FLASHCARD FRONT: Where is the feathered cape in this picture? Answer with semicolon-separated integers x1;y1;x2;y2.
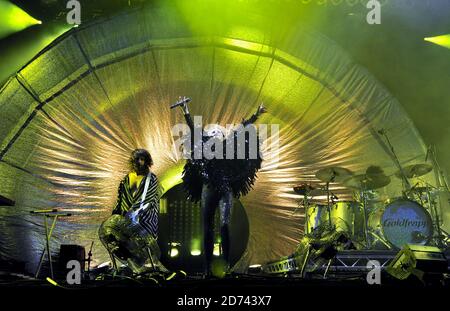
182;130;262;201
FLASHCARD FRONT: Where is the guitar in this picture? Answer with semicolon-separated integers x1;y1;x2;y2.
126;202;150;226
125;173;152;227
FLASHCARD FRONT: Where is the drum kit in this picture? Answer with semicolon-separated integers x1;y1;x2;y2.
294;161;448;250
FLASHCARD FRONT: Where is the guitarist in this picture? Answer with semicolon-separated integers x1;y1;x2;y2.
112;148;159;238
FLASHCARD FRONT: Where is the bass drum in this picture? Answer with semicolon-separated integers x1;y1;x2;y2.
369;198;433;249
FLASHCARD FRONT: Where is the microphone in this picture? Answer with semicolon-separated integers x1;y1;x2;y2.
170;97;191;109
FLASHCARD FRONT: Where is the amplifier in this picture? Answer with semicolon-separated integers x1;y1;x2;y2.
57;244;86;279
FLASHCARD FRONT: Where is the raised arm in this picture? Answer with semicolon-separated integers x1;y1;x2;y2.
173;97;195;131
242;103;267;126
173;97;197;158
182;105;195;132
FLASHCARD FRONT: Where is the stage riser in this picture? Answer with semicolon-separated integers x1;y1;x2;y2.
262;251;450;275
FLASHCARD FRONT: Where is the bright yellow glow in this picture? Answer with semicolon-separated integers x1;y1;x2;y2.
424;34;450;50
213;243;221;256
223;38;265;52
249;264;262;268
166;272;177;280
211;258;227;278
190;249;201;256
190;238;201;256
160;198;168;214
46;277;58;286
170;248;179;257
159;163;185;196
0;0;42;38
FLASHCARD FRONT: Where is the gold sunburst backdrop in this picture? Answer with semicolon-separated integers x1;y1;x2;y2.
0;2;432;269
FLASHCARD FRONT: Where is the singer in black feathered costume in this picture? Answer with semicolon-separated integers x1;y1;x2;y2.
174;98;266;276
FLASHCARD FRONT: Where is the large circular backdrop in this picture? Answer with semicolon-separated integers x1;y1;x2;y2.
0;2;433;272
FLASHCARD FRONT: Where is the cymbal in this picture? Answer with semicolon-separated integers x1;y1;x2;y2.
344;174;391;190
395;164;433;179
293;184;314;195
315;167;353;183
310;188;328;197
293;184;327;197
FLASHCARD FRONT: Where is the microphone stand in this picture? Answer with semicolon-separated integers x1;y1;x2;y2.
326;173;337;229
379;129;411;194
87;241;94;272
429;145;448;248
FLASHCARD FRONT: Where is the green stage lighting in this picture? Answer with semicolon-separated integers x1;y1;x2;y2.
424;34;450;50
191;239;201;256
213;243;221;256
0;0;42;39
169;242;180;257
190;249;201;256
170;248;179;257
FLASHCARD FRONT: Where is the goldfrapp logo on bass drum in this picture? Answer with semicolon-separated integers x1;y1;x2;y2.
383;218;427;229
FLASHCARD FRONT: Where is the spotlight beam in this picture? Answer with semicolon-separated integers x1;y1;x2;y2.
0;0;42;39
424;34;450;50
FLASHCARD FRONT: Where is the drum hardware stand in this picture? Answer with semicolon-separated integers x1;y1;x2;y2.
429;145;450;192
364;189;396;249
422;183;444;248
326;173;338;229
303;190;311;234
359;183;370;249
440;229;450;248
292;184;314;234
299;247;311;278
368;230;392;249
298;244;331;279
329;192;339;228
429;145;448;249
358;183;393;249
145;247;156;270
323;258;333;279
326;181;332;228
378;129;411;193
86;241;94;272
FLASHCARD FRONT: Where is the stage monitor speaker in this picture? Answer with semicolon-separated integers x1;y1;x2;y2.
386;244;448;282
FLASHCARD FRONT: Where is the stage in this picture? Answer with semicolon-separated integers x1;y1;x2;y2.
1;0;450;299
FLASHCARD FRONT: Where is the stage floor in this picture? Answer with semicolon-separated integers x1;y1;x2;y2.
1;270;448;309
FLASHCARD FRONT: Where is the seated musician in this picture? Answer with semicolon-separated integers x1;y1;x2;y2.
112;148;159;237
99;149;164;274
